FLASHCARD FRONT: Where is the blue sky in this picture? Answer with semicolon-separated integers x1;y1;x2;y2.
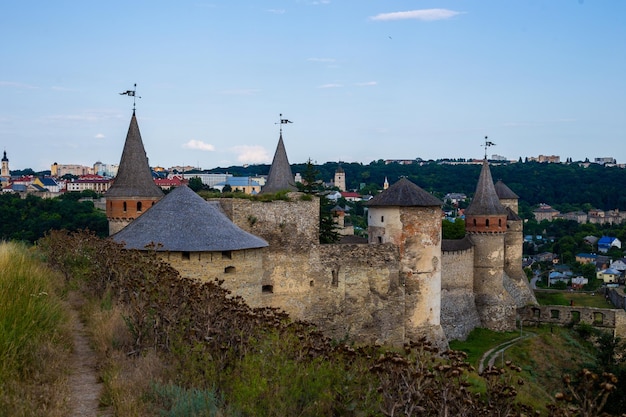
1;1;624;171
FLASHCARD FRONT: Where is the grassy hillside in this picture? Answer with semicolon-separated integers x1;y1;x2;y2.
0;242;71;417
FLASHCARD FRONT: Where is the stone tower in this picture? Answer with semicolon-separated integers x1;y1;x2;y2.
334;165;346;191
1;151;9;178
106;111;164;235
261;132;297;194
465;161;516;331
367;178;447;347
495;180;537;307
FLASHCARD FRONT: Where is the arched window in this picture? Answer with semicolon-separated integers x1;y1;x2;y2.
473;219;477;227
498;218;502;227
137;201;142;212
123;201;127;212
485;218;490;228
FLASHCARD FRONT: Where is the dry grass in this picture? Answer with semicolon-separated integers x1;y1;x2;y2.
82;299;169;417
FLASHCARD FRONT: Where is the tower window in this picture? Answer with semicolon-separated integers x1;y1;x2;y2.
222;251;232;259
473;219;477;227
182;251;190;260
485;218;490;228
377;236;383;244
262;285;273;293
498;218;502;227
123;201;127;212
331;269;339;287
381;215;384;222
137;202;142;212
225;266;236;274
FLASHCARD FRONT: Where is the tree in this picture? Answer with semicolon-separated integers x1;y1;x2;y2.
300;158;321;194
188;177;204;192
319;196;340;244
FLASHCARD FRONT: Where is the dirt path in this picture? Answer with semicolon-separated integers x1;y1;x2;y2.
67;297;113;416
478;331;537;373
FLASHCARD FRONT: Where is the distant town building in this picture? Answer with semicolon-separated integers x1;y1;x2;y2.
528;155;560;163
598;236;621;253
533;204;560;221
93;161;118;177
66;174;113;193
334;165;346;192
51;163;93;177
594;157;616;165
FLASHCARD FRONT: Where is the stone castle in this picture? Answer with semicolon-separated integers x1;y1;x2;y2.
108;112;537;347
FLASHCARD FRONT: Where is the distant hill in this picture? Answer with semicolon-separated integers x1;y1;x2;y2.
207;161;626;211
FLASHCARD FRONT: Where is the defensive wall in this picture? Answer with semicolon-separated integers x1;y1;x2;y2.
214;193;319;252
441;238;481;341
606;286;626;310
519;304;626;337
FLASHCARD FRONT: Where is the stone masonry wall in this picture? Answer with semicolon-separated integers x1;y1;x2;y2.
520;304;626;337
441;247;481;341
214;193;319;252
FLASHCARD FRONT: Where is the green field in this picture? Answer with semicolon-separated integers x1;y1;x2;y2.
534;290;615;309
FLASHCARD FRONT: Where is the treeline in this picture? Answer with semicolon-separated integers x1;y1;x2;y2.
0;192;108;243
207;161;626;211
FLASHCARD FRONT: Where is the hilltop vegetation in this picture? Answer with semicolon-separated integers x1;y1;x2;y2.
207;160;626;211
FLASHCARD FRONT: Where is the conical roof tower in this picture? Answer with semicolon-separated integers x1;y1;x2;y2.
261;132;297;194
465;160;507;233
106;111;164;235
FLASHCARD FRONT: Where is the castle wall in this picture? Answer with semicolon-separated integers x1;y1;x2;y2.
214;194;319;251
441;246;481;341
161;241;408;346
519;304;626;338
469;233;516;331
160;248;266;302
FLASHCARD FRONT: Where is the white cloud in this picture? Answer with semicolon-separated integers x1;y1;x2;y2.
183;140;215;151
317;83;343;89
356;81;377;86
0;81;37;89
370;9;464;22
307;57;335;63
219;89;261;96
95;133;105;139
232;145;270;164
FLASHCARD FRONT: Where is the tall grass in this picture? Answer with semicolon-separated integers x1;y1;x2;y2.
0;241;69;416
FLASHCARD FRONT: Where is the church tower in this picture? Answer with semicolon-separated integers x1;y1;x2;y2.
334;165;346;191
261;132;297;194
367;178;447;347
1;151;9;178
106;111;164;235
465;161;516;331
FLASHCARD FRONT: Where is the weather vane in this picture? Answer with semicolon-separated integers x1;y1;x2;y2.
482;136;495;159
119;83;141;111
276;113;293;134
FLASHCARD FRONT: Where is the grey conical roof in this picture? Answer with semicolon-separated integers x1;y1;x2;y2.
111;185;268;252
465;160;507;216
106;112;164;198
261;133;297;194
367;177;442;207
494;180;519;200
